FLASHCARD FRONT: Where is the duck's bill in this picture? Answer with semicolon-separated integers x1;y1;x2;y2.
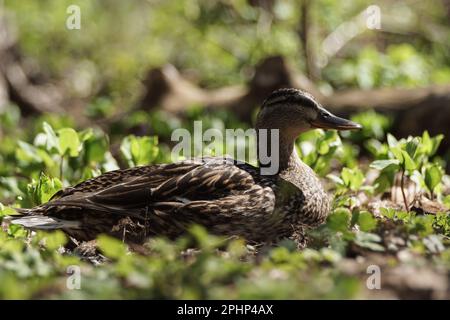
310;109;362;131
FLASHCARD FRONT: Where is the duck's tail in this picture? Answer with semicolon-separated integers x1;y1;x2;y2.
6;208;81;230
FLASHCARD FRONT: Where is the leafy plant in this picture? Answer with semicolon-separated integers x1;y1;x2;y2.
27;173;63;206
370;132;445;211
297;129;342;176
120;135;160;167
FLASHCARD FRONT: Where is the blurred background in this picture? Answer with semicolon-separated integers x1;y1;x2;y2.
0;0;449;176
1;0;450;300
1;0;449;130
1;0;450;190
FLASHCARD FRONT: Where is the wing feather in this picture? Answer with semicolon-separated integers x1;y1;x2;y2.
43;159;269;221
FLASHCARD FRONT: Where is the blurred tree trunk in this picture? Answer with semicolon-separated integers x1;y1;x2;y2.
299;0;320;81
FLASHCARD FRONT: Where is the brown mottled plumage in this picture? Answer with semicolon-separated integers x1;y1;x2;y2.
10;88;361;246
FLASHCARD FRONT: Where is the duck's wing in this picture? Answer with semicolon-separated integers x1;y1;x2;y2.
44;158;274;219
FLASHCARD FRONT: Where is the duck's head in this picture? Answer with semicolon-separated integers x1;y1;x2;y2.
256;88;361;139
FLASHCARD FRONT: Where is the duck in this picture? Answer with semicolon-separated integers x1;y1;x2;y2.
9;88;361;247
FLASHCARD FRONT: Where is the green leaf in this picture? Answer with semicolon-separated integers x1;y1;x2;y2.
0;203;18;217
354;232;385;252
387;133;398;147
421;131;432;154
341;168;351;187
409;215;434;236
97;235;128;259
43;122;59;153
341;167;364;191
425;164;442;193
370;159;400;170
38;230;68;251
405;137;419;158
16;141;43;164
57;128;81;157
327;174;344;185
29;173;63;205
418;132;443;157
318;141;330;155
327;208;352;232
357;211;378;232
443;195;450;208
365;139;388;158
401;150;416;171
430;134;444;156
188;225;224;250
390;146;404;163
78;128;94;142
350;110;391;140
120;135;159;167
380;207;396;219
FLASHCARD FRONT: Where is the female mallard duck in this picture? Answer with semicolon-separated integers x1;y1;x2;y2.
10;88;361;246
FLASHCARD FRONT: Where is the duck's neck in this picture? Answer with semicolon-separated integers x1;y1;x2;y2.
256;128;301;175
